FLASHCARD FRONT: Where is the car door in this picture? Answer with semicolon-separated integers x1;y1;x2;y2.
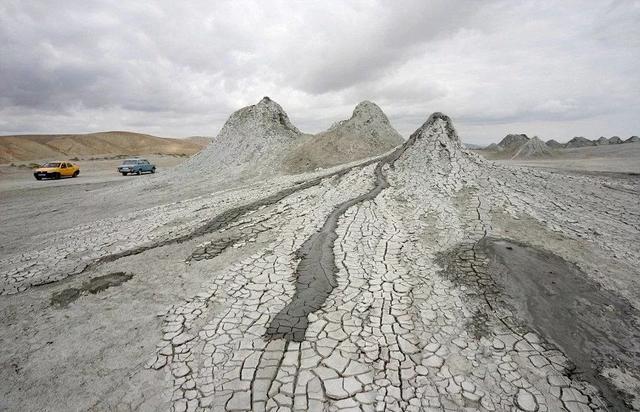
142;160;150;172
60;163;69;176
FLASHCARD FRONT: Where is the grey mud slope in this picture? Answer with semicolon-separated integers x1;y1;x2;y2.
149;113;639;411
1;113;639;412
265;115;429;341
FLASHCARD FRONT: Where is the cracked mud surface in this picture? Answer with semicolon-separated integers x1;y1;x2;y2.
1;114;639;411
477;238;640;411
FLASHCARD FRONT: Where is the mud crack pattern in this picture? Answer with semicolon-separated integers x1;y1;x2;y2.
3;115;639;411
148;116;639;411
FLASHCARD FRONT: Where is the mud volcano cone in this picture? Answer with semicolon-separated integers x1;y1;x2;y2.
181;96;303;178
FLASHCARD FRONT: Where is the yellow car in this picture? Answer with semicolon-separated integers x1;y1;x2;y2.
33;161;80;180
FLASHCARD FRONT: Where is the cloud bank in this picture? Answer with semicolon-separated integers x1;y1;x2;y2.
1;0;638;143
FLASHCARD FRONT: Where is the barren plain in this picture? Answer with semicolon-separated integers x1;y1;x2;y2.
0;102;639;412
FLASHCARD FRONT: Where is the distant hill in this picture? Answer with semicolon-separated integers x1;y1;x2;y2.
480;134;636;155
482;134;553;159
498;134;530;151
511;136;552;158
0;131;207;163
184;136;213;146
565;136;596;148
546;139;564;148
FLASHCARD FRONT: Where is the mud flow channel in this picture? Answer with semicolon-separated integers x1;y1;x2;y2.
264;114;436;341
479;238;640;411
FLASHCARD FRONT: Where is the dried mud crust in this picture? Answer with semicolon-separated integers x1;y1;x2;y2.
147;115;639;411
438;238;640;410
2;114;639;411
0;156;381;295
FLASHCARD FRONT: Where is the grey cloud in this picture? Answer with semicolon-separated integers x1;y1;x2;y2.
0;0;638;143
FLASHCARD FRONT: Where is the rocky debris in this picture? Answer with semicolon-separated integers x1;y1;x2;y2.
596;136;609;145
284;101;403;173
625;135;640;143
609;136;624;144
511;136;553;159
545;139;564;148
565;136;596;148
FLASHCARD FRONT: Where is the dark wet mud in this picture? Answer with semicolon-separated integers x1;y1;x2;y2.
479;238;640;411
51;272;133;307
265;113;450;341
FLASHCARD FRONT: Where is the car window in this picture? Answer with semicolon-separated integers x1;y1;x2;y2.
61;163;67;168
123;160;136;165
142;160;149;164
44;162;61;168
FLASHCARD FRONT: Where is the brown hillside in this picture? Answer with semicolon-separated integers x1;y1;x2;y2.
0;131;207;163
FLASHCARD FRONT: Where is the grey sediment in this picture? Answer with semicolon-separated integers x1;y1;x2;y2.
31;156;383;291
51;271;133;307
478;238;640;411
265;113;450;341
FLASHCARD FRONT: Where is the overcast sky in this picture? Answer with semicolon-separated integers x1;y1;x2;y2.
1;1;638;144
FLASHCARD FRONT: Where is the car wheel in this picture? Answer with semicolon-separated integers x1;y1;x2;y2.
72;170;79;177
136;170;141;175
35;176;42;181
54;172;61;180
121;172;128;176
151;167;156;174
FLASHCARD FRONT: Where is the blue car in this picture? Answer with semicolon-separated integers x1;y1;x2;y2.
117;158;156;176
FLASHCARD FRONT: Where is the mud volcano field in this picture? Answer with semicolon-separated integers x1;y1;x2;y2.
1;99;639;411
